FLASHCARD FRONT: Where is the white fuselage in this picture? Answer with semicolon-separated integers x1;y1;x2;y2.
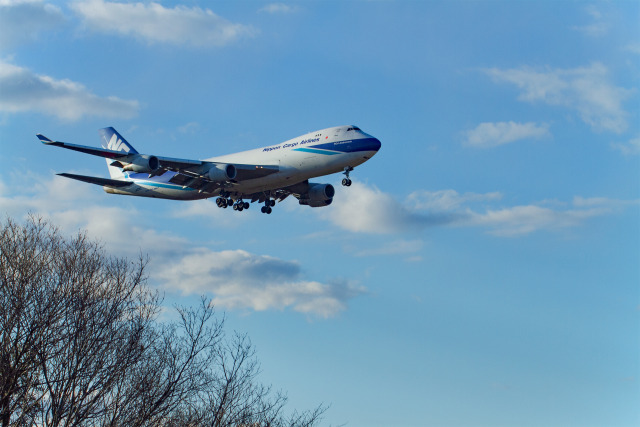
111;125;381;200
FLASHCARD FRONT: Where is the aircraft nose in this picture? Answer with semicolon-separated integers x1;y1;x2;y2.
369;137;381;152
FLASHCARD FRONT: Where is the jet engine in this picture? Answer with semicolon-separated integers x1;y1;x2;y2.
298;183;335;207
122;154;160;173
207;163;237;182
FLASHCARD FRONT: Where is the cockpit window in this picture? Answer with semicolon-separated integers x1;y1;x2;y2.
347;127;361;132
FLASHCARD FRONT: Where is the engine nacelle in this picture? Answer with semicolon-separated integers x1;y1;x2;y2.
207;164;237;182
122;154;160;173
298;183;335;208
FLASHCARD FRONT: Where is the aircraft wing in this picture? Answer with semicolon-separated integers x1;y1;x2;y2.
166;164;280;193
38;134;204;168
38;135;128;159
38;134;280;191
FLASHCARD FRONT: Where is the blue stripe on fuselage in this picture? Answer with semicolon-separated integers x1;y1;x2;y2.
124;171;196;191
292;147;340;155
135;180;195;191
304;137;381;155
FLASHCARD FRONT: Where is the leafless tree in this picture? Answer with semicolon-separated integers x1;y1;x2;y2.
0;216;325;427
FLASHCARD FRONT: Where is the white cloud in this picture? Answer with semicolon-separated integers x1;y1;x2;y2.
259;3;297;14
571;22;608;37
0;0;65;50
355;239;424;257
178;122;200;134
0;60;139;120
0;172;187;257
585;5;602;20
484;63;632;133
407;189;502;211
571;5;608;37
323;183;636;237
416;191;639;236
71;0;256;47
572;196;638;209
624;43;640;55
0;172;364;318
408;189;636;237
465;204;602;237
322;182;457;234
156;249;365;318
464;122;550;148
611;135;640;156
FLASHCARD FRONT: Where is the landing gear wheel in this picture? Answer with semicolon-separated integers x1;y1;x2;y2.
243;202;249;210
262;198;275;214
342;166;354;186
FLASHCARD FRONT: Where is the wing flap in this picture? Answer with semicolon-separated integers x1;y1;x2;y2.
233;164;280;180
167;173;191;186
165;162;280;181
154;156;204;171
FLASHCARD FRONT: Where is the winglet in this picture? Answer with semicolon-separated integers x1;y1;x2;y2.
37;134;54;144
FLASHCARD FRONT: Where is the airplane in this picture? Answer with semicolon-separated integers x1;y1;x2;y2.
38;125;381;214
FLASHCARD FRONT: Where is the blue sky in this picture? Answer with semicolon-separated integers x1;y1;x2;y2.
1;1;639;426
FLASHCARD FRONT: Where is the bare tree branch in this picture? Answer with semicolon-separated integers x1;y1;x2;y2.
0;216;326;427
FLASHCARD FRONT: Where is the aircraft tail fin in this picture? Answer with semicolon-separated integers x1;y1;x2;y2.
98;127;138;179
98;127;138;153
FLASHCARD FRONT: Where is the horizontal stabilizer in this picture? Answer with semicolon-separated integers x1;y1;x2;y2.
58;173;131;188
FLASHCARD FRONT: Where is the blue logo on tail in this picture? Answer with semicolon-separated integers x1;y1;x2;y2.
98;127;138;154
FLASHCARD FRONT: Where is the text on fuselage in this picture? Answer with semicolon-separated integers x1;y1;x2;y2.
262;137;321;152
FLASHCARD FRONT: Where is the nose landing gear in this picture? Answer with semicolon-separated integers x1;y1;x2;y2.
342;166;353;186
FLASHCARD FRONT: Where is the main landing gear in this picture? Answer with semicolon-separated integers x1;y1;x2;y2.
260;199;275;214
216;197;247;210
232;201;250;211
215;192;275;214
215;197;233;208
342;166;354;187
215;192;249;212
215;190;233;209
